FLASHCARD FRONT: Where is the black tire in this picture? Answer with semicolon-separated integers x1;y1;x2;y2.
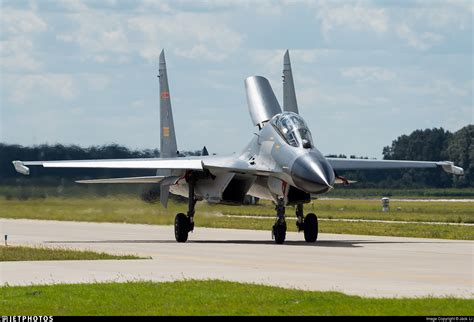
304;213;318;242
175;213;189;243
273;223;286;244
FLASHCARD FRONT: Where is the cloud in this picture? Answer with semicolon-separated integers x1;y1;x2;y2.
136;0;282;15
80;73;111;91
396;23;444;50
407;6;472;30
0;38;42;71
57;11;131;63
130;99;146;109
0;8;47;71
52;0;89;12
53;3;245;63
6;74;77;104
398;78;470;98
1;8;47;34
315;4;388;36
128;12;244;62
340;67;396;82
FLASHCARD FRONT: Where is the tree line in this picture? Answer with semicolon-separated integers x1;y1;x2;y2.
0;125;472;188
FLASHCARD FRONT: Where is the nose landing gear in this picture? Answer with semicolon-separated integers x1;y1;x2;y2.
296;203;318;243
303;213;318;242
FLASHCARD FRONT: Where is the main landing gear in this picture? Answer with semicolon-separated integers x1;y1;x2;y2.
272;198;287;244
273;201;318;244
174;174;196;243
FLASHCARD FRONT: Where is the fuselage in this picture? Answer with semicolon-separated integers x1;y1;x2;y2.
242;111;335;196
169;111;335;206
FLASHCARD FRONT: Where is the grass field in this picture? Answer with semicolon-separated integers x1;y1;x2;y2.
1;197;473;240
3;184;474;199
0;245;144;261
1;280;472;316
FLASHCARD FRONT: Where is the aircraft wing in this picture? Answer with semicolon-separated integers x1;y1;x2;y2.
13;158;203;175
326;158;464;175
12;155;276;177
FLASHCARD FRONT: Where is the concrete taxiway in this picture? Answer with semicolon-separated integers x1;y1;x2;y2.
0;218;472;298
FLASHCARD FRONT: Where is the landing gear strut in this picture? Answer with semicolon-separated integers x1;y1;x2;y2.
295;203;318;243
272;198;287;244
174;174;196;243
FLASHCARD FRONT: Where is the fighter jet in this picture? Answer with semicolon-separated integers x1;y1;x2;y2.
13;49;464;244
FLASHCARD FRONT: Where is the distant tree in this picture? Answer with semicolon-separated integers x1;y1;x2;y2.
382;127;454;187
446;125;473;187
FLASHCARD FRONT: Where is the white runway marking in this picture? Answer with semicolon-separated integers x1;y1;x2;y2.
220;215;474;226
1;218;472;298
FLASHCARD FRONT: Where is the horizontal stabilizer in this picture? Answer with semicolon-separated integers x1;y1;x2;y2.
76;176;165;184
160;175;182;186
334;178;357;184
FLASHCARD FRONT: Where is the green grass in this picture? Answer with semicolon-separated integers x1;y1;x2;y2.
0;245;144;261
0;280;472;316
325;187;474;198
3;184;473;199
1;197;473;240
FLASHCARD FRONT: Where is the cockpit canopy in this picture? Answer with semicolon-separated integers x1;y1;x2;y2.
270;112;314;148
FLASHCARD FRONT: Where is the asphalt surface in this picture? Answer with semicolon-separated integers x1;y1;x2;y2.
1;218;472;298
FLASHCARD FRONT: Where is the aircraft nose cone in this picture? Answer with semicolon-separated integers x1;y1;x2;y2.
291;153;335;193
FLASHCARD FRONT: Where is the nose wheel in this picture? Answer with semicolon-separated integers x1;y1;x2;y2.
303;213;318;242
296;204;318;243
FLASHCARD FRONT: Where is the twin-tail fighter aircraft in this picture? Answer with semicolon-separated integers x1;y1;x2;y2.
13;50;464;244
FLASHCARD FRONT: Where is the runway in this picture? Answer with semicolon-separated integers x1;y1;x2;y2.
1;218;472;298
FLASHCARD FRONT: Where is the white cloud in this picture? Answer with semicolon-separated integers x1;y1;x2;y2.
174;45;227;62
0;8;47;71
0;38;42;71
1;8;47;34
341;67;396;82
6;74;77;104
396;23;444;50
80;73;110;91
128;12;244;62
57;12;131;62
398;78;470;98
53;4;244;63
315;4;388;36
408;7;472;30
136;0;282;15
52;0;89;12
131;99;145;109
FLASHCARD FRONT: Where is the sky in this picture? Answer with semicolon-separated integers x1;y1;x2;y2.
1;0;473;159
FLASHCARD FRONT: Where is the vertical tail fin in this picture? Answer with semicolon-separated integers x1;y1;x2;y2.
159;49;178;158
158;49;178;208
283;50;299;114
